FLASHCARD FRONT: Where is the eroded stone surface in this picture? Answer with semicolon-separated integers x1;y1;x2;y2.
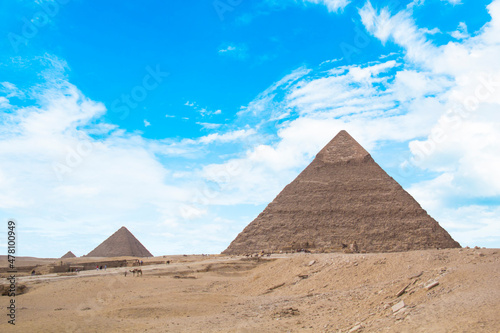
223;130;460;255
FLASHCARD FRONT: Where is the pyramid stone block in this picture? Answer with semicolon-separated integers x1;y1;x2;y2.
87;226;153;257
223;130;460;254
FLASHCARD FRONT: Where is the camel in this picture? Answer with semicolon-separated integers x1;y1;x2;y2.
129;268;143;277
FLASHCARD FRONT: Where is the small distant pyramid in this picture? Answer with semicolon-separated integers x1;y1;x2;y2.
223;130;460;254
61;251;76;259
87;226;153;257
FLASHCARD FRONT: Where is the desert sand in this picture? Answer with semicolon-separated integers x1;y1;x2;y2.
1;248;499;332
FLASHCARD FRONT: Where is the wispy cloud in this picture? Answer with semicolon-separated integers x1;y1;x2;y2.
1;82;24;98
198;129;256;145
185;100;222;117
218;45;237;53
217;43;249;60
302;0;350;13
450;22;470;39
196;122;222;130
407;0;425;8
442;0;462;5
421;27;441;35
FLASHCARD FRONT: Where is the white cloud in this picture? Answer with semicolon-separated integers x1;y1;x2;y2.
445;206;500;248
0;97;11;109
284;60;402;120
407;0;425;8
144;119;151;127
217;43;248;60
319;58;343;66
451;22;469;39
218;45;237;53
408;177;500;248
198;129;256;145
184;100;223;117
442;0;462;5
348;59;397;81
237;66;311;121
1;82;24;98
379;52;399;59
359;2;437;66
421;27;441;35
393;69;453;102
303;0;350;12
196;122;221;130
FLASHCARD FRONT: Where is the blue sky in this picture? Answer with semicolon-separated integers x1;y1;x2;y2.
1;0;499;257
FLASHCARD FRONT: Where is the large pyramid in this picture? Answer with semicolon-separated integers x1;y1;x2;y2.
87;226;153;257
223;130;460;254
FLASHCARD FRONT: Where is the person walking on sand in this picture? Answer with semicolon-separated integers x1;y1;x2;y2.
104;265;107;271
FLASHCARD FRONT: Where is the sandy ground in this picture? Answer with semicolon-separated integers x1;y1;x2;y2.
1;248;499;332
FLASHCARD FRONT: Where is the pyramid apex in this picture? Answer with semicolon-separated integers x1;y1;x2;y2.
61;251;76;259
316;130;370;164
